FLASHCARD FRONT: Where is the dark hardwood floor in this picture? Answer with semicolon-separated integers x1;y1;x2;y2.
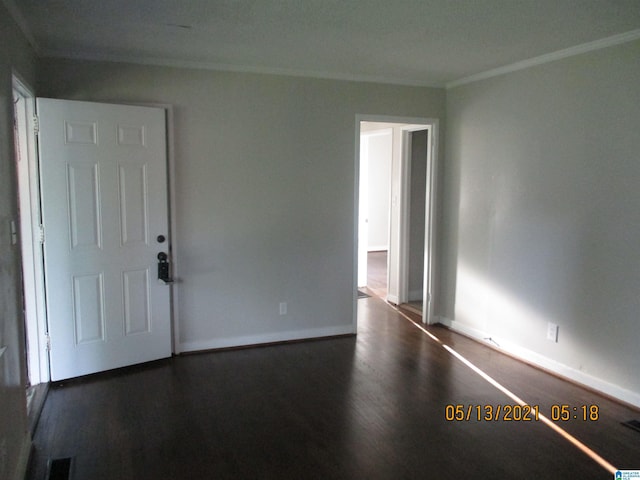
366;250;422;315
364;250;387;298
26;296;639;479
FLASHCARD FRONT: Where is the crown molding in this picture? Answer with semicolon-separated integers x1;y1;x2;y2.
41;49;444;89
447;28;640;90
2;0;40;54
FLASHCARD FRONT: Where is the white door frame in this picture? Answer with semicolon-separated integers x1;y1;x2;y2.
353;115;439;327
399;125;436;324
357;133;369;288
12;72;50;384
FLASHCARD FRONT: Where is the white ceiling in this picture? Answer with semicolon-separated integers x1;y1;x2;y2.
8;0;640;87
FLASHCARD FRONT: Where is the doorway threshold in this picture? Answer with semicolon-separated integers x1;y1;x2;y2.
400;301;423;316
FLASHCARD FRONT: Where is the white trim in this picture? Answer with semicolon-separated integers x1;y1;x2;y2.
423;121;439;325
179;325;355;353
447;28;640;89
12;434;32;480
34;28;640;90
397;123;439;324
437;317;490;342
13;73;50;385
398;124;432;309
41;49;441;88
353;120;362;327
386;294;400;305
354;115;439;327
367;245;388;252
357;115;435;126
398;130;411;306
439;317;640;408
1;0;40;52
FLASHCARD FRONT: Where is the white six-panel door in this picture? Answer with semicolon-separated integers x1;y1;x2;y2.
38;98;172;381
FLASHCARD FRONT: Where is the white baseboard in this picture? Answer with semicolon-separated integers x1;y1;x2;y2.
438;317;487;340
437;317;640;409
386;294;399;305
367;246;388;252
180;324;355;353
13;433;31;480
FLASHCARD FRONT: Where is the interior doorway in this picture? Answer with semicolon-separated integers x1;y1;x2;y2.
355;116;438;325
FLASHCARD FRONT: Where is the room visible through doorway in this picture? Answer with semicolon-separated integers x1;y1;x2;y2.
356;116;438;325
358;124;392;300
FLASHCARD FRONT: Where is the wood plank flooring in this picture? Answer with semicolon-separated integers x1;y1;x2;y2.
26;296;639;479
364;250;387;298
365;250;422;316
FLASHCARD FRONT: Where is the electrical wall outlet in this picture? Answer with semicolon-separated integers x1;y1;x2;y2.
279;302;287;315
547;322;559;342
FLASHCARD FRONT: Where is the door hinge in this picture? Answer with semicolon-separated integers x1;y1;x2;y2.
38;224;45;244
33;115;40;134
45;332;51;352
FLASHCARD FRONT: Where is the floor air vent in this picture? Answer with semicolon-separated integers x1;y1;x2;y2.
622;419;640;433
48;457;73;480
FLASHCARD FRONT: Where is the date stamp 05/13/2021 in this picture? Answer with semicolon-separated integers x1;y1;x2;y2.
444;404;640;479
444;404;600;422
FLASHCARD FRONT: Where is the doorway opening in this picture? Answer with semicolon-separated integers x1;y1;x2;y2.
355;116;439;327
358;126;392;299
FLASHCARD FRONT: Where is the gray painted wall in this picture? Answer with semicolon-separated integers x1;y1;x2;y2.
444;39;640;403
365;130;392;251
0;3;37;479
6;14;638;455
38;58;446;351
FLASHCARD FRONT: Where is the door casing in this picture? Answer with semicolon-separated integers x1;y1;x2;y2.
354;115;439;327
13;73;49;385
